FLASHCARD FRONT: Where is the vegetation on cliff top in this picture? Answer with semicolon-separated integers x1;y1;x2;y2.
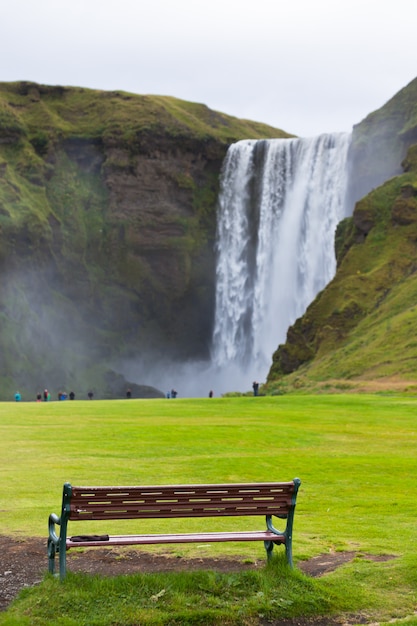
0;81;292;145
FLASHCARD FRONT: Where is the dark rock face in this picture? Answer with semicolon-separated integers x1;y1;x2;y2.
0;125;222;398
347;77;417;210
353;197;377;238
93;134;223;357
391;183;417;226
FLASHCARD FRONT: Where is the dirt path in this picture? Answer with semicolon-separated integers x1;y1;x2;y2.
0;536;394;623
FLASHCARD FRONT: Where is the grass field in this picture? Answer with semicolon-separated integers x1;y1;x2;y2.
1;394;417;625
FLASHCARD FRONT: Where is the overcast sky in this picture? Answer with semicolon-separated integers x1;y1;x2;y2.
2;0;416;137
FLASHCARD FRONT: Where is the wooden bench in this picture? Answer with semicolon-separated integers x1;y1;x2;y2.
48;479;301;579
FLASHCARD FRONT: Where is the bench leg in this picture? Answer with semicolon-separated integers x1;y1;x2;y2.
48;537;67;579
58;542;67;580
264;539;293;567
47;538;56;574
285;540;293;568
264;540;274;560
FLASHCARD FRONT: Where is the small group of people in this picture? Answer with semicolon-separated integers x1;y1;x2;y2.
13;388;141;401
167;389;178;398
57;391;76;401
35;389;75;401
32;389;81;401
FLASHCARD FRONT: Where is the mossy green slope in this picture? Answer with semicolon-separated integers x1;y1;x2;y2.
267;155;417;391
267;77;417;392
0;82;291;144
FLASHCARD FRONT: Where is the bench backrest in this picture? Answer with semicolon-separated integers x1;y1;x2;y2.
63;481;300;522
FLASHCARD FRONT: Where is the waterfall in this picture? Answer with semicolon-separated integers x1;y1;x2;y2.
211;132;351;390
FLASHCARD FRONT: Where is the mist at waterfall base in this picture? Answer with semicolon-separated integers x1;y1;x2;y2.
123;132;352;398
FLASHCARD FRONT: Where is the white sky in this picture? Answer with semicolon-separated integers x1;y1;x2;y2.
2;0;416;137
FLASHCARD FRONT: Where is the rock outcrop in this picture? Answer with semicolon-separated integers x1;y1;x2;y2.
346;76;417;209
267;76;417;387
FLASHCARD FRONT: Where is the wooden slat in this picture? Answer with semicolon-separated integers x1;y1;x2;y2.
71;503;289;518
70;497;291;510
70;508;289;521
71;483;294;495
71;500;291;513
72;488;291;498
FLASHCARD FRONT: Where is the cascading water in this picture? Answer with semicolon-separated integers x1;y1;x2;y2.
123;132;351;397
211;132;352;391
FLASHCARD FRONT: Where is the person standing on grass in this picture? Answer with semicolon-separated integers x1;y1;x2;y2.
14;391;21;401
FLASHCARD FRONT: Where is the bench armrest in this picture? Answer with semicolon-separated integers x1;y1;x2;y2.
48;483;73;578
48;513;61;546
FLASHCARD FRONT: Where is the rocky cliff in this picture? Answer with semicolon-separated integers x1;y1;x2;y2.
266;77;417;391
0;81;291;400
347;76;417;208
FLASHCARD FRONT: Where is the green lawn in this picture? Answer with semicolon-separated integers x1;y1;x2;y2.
1;394;417;624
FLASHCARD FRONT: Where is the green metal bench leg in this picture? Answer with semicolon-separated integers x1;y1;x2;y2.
284;539;293;568
59;541;67;580
264;540;274;560
47;538;56;574
47;537;67;578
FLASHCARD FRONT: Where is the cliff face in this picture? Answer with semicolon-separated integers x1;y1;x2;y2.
0;82;291;399
267;77;417;390
347;76;417;208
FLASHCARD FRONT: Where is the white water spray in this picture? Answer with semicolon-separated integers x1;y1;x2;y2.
210;132;351;391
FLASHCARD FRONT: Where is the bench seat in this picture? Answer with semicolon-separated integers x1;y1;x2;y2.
66;529;285;547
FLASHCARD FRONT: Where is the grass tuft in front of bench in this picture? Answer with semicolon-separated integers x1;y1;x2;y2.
48;479;301;579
